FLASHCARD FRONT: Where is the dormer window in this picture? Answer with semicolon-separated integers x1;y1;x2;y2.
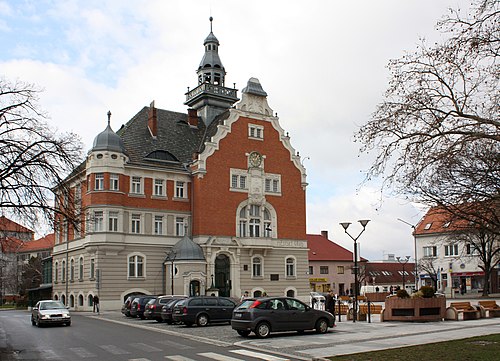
424;223;432;230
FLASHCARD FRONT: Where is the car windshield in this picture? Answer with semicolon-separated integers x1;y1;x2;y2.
39;301;65;310
236;299;256;310
146;299;156;305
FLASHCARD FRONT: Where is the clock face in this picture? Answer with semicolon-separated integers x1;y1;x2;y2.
249;151;262;167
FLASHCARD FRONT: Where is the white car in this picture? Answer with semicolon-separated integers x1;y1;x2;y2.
31;300;71;327
310;292;326;309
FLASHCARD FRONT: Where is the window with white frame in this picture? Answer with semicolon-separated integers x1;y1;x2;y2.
175;181;186;198
90;258;95;279
108;211;118;232
248;124;264;140
423;246;437;257
265;177;280;193
252;257;263;277
230;173;247;190
286;257;296;277
154;215;164;235
62;260;66;282
128;254;144;278
175;217;185;236
131;214;141;233
54;261;59;283
131;176;142;194
110;173;119;191
78;256;84;280
337;266;344;274
95;173;104;190
154;179;165;197
70;259;75;281
445;244;459;256
238;203;275;238
249;205;261;237
308;266;314;275
93;211;104;232
320;266;329;274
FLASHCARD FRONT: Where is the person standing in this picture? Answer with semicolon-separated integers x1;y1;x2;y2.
325;290;336;324
93;295;100;313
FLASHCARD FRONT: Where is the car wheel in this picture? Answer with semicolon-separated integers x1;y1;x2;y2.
31;316;36;326
255;322;271;338
66;321;71;326
237;330;251;337
315;318;328;334
197;314;209;327
36;318;42;328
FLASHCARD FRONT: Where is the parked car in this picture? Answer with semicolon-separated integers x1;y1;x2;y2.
121;294;143;317
31;300;71;327
231;297;335;338
130;296;157;319
160;297;188;324
172;296;236;326
144;295;186;322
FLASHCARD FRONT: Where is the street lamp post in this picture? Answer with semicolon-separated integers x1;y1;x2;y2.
166;250;177;295
398;218;418;291
396;256;410;291
340;219;370;323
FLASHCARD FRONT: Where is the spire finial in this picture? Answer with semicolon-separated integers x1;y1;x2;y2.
209;16;213;32
107;110;111;126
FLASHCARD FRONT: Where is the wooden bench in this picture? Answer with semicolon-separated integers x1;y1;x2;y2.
359;303;383;315
477;300;500;318
445;302;481;320
334;304;349;315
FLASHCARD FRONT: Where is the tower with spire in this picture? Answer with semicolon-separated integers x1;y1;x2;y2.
185;17;239;125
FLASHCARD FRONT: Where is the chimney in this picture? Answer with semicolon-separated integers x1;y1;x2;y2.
148;100;157;137
187;108;199;127
321;230;328;239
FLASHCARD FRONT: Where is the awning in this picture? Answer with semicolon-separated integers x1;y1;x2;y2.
451;272;484;277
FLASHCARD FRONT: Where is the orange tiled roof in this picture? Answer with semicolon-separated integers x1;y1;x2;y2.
307;233;367;262
0;216;34;234
415;206;471;235
0;237;24;253
19;233;55;252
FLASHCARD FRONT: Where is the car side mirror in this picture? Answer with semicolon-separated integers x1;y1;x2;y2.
33;307;38;311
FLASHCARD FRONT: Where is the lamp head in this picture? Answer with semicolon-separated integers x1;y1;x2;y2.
358;219;370;227
340;222;351;230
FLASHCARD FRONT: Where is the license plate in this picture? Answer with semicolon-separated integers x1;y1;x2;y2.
234;313;242;318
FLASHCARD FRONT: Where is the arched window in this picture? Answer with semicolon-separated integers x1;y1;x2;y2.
252;257;263;278
286;289;295;297
70;259;75;281
54;261;59;283
237;203;276;238
128;253;145;278
69;294;74;307
286;257;296;278
62;260;66;282
79;256;84;280
78;294;84;306
61;294;66;305
88;295;93;306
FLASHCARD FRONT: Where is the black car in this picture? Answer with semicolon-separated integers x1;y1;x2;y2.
144;295;186;322
231;297;335;338
172;296;236;326
130;296;157;319
160;297;187;324
121;294;143;317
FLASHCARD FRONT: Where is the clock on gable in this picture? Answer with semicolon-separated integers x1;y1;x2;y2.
249;151;263;167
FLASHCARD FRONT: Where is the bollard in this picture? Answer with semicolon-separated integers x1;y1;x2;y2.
367;300;371;323
337;298;342;322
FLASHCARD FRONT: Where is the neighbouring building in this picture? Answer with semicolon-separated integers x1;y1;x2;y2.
307;231;364;296
364;254;416;294
52;18;310;310
415;206;499;296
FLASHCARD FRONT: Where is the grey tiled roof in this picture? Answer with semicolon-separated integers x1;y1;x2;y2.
171;234;206;261
116;107;207;169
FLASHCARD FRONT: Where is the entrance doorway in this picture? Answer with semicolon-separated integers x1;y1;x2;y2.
189;280;200;296
215;254;231;297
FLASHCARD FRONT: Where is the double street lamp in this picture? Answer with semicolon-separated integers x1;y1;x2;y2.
396;255;410;291
339;219;370;323
398;218;418;291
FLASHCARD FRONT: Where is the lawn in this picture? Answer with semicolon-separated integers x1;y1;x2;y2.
329;333;500;361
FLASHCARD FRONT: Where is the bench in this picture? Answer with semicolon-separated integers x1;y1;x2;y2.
334;304;349;315
445;302;481;320
359;303;383;315
477;300;500;318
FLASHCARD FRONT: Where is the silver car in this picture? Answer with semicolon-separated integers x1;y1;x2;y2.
31;300;71;327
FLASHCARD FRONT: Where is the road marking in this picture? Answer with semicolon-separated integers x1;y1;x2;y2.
157;339;194;349
69;347;96;358
198;352;246;360
164;356;197;361
230;349;290;361
130;342;163;352
100;344;130;354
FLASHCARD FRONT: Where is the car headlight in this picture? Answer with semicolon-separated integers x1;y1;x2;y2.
62;313;70;318
41;314;51;319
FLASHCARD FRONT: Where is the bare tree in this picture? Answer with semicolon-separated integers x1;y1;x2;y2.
19;256;42;297
418;257;440;292
0;77;83;229
355;0;499;233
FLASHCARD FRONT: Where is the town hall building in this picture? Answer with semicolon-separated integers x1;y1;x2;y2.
51;18;310;310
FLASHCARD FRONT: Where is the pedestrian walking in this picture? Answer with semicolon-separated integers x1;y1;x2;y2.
325;290;336;325
93;295;100;313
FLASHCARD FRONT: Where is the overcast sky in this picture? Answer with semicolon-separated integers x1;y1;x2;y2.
0;0;471;260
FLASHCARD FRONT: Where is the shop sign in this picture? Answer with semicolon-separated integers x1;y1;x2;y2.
309;278;328;282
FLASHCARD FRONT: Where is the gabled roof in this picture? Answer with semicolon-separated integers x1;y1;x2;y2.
415;206;471;236
365;262;416;285
0;216;34;235
0;237;24;253
19;233;55;253
307;233;366;262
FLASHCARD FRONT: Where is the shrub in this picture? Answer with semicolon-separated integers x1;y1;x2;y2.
396;289;410;299
419;286;435;298
411;291;423;298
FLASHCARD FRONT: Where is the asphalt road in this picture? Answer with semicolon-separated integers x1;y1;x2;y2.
0;310;297;361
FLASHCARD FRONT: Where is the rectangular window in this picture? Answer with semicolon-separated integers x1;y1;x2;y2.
265;179;271;192
154;216;164;235
131;214;141;234
423;246;437;257
320;266;329;275
79;258;84;280
110;173;119;191
95;173;104;190
131;176;142;194
176;217;185;236
93;211;104;232
445;244;459;256
90;258;95;279
239;220;247;237
108;211;118;232
231;175;238;189
240;176;246;189
248;124;264;140
154;179;165;196
175;181;185;198
272;179;279;193
337;266;344;274
308;266;313;275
